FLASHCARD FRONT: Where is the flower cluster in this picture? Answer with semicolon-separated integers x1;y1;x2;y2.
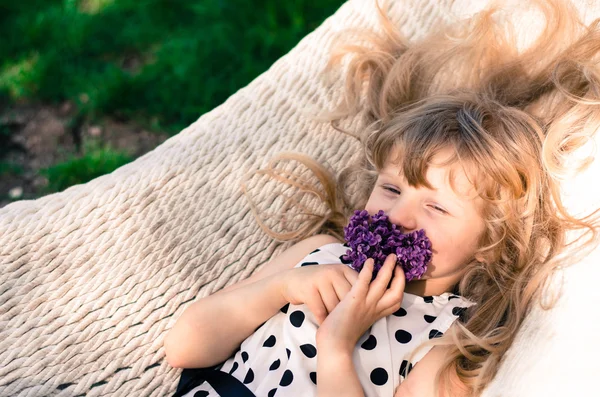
342;209;432;281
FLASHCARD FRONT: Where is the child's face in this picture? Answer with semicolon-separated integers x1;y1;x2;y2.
365;149;486;296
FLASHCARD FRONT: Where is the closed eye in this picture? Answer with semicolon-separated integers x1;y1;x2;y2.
430;205;448;214
382;185;401;195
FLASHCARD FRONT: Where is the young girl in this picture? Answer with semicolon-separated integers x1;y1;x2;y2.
164;0;600;396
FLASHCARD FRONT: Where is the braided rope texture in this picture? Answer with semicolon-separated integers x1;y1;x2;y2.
1;1;599;396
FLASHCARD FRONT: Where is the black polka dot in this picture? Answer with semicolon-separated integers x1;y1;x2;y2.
268;388;277;397
310;372;317;385
269;359;281;371
399;360;414;377
342;242;350;248
395;329;412;344
449;295;460;300
263;335;276;347
194;391;209;397
279;370;294;387
370;367;389;386
229;361;239;374
300;344;317;358
286;348;291;359
424;315;436;323
392;307;407;317
340;254;353;264
452;307;467;317
241;351;249;362
361;335;377;350
280;303;289;313
423;296;434;303
300;261;319;267
290;311;305;327
429;329;443;339
310;248;321;254
243;368;254;384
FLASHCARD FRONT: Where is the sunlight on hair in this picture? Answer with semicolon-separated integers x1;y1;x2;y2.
560;129;600;217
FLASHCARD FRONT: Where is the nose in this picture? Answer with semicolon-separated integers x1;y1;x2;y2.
387;199;418;232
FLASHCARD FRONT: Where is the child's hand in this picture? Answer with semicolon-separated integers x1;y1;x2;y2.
315;254;405;353
280;263;360;325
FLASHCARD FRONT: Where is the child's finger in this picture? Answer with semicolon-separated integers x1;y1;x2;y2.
319;284;341;315
359;259;374;280
369;254;397;300
307;296;329;325
354;258;374;295
388;262;405;292
378;263;405;310
332;279;352;302
342;265;360;286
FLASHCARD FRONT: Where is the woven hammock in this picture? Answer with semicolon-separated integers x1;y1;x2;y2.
2;0;600;396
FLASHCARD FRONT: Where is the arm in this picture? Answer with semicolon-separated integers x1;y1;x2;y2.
317;348;364;397
393;344;469;397
164;234;339;369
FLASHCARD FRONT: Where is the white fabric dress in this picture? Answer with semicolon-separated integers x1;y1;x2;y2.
184;242;475;397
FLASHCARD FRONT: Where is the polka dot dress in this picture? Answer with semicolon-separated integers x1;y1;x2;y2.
183;242;475;397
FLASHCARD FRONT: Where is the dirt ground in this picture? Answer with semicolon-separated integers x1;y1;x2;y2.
0;101;169;209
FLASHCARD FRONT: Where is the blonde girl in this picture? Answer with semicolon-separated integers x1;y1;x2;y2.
165;0;600;396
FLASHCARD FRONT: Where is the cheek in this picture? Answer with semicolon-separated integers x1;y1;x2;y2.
437;227;482;264
427;227;478;268
364;191;384;214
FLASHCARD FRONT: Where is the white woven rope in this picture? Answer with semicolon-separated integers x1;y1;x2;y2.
1;1;599;396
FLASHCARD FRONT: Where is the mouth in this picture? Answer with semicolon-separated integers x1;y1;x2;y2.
344;210;433;281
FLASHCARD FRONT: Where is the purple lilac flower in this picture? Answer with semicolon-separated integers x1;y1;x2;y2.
342;210;432;282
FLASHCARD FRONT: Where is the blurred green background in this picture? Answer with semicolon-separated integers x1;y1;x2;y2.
0;0;345;206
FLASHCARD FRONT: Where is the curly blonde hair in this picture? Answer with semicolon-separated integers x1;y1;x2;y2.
244;0;600;395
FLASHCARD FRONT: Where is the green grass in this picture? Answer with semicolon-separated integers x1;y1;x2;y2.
39;140;134;193
0;0;345;134
0;162;24;177
1;0;344;195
